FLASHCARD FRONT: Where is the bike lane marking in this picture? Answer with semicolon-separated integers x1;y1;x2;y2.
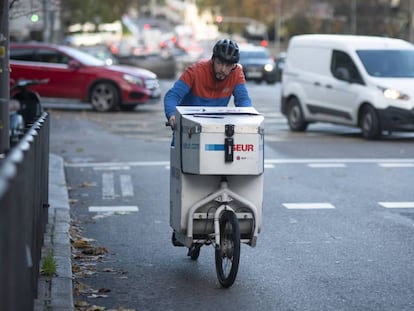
283;203;336;209
378;163;414;168
378;202;414;209
308;163;346;168
89;206;139;212
102;172;115;199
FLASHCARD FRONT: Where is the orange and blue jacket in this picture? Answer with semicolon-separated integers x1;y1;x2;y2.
164;59;252;119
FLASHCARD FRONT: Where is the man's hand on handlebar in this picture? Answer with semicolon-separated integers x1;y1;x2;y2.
168;115;176;130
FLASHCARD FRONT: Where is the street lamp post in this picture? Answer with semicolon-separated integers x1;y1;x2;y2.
410;0;414;42
351;0;357;34
0;0;10;154
275;0;281;54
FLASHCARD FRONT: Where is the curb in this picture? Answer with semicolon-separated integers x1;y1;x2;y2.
34;154;74;311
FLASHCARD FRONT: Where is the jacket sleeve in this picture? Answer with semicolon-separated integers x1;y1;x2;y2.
164;79;190;119
233;83;252;107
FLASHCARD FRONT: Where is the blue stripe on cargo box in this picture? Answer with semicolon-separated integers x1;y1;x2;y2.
205;144;224;151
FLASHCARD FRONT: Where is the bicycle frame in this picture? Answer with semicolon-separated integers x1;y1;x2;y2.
184;178;259;248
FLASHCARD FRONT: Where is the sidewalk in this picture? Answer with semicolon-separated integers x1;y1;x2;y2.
34;153;74;311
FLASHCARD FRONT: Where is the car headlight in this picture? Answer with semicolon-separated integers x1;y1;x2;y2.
123;74;144;87
378;86;409;100
264;63;274;72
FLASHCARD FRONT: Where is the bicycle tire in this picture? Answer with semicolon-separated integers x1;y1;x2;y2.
215;210;240;288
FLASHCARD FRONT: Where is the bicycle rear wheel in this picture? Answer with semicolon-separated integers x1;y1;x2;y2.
215;210;240;288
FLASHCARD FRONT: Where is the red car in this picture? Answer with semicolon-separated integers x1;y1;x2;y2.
9;42;161;112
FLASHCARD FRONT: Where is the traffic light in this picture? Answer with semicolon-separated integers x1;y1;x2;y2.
31;14;39;23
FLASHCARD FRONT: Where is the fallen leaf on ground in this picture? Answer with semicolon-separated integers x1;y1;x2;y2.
72;238;91;248
82;246;108;255
74;300;89;307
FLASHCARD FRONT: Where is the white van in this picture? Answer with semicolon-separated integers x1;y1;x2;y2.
281;34;414;139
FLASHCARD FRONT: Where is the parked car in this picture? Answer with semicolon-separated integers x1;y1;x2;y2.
238;45;277;84
9;42;161;112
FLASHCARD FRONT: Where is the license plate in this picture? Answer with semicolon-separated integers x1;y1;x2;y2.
246;69;262;78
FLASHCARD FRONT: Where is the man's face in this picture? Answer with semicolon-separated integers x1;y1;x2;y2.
213;58;236;80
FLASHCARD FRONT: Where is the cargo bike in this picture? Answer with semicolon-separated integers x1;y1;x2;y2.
168;106;264;288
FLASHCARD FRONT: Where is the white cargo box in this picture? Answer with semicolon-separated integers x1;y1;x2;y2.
176;106;264;175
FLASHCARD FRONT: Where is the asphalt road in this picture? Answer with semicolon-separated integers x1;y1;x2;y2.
48;81;414;311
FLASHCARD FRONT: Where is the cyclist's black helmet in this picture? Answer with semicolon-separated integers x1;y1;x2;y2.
212;39;240;64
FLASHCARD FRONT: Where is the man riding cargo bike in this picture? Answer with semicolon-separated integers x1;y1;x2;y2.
164;39;264;288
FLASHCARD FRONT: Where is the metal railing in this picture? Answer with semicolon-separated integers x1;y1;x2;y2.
0;112;50;311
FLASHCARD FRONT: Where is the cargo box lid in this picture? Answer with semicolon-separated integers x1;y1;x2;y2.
177;106;264;134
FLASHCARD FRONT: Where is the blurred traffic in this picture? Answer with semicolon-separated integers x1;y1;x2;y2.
239;44;278;84
8;6;282;114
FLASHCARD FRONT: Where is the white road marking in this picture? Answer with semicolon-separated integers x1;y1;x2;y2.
89;206;139;213
66;158;414;168
93;166;131;170
378;202;414;209
308;163;346;168
102;173;115;199
378;163;414;168
67;161;169;168
265;158;414;165
283;203;336;209
120;174;134;197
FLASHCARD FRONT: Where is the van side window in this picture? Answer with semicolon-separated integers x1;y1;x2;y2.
331;50;364;84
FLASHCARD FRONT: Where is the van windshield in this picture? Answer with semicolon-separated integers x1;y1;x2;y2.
357;49;414;78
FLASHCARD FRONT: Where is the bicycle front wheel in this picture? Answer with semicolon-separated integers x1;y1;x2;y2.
215;210;240;288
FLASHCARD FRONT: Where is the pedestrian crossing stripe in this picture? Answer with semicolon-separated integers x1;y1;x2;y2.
102;172;115;198
102;172;134;199
120;174;133;197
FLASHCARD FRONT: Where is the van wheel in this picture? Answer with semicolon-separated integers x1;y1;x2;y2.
287;98;308;131
360;105;382;139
